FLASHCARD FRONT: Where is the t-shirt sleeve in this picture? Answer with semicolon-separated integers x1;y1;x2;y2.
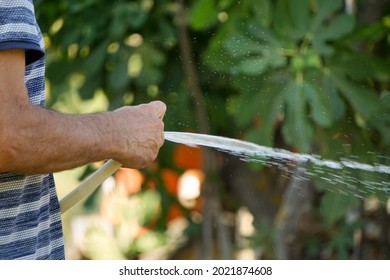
0;0;45;65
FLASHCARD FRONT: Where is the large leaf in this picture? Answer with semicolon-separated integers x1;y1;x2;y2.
273;0;293;37
281;81;314;152
329;51;390;82
318;15;355;41
312;14;355;55
225;35;263;58
238;56;270;76
243;19;281;47
228;90;262;128
288;0;311;39
303;81;333;127
323;75;346;121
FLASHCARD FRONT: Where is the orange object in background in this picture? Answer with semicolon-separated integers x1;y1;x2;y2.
167;204;185;222
173;144;203;169
161;168;180;196
115;168;144;195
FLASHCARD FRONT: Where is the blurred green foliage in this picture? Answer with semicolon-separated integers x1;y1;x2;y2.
36;0;390;259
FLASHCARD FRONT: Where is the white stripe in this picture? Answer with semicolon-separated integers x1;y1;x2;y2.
25;65;44;81
0;192;50;219
0;0;34;11
0;23;38;37
0;174;45;192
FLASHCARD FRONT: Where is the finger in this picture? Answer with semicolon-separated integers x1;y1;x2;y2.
149;101;166;119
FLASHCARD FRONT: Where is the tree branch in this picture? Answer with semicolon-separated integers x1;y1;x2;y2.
175;0;232;259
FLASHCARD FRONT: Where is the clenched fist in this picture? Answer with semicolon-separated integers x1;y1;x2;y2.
110;101;166;169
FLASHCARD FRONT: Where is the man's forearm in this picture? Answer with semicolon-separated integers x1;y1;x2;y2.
0;104;120;174
0;49;166;175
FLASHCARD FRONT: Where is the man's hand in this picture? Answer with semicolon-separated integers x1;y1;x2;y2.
110;101;166;169
0;48;167;174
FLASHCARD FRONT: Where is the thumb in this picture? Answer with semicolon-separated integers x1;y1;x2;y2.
149;101;167;119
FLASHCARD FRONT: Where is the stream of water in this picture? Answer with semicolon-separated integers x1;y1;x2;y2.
164;131;390;200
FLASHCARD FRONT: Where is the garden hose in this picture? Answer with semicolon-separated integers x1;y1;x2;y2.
59;158;122;214
60;131;179;214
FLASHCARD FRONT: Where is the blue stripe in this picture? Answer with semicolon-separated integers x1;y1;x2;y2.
0;7;35;24
0;31;39;43
0;205;50;235
0;179;49;209
26;76;45;95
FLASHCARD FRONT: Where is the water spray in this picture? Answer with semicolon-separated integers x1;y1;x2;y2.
60;131;390;214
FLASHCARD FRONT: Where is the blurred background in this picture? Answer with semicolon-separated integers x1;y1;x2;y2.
35;0;390;260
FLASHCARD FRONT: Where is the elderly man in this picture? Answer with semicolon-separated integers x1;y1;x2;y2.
0;0;166;259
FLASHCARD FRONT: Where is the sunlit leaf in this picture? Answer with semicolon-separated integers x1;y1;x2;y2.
189;0;218;31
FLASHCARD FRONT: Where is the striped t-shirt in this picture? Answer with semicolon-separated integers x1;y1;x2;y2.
0;0;65;259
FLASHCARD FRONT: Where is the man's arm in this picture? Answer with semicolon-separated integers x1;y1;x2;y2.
0;49;165;174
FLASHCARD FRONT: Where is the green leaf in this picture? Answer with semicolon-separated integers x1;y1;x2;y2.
281;81;314;152
311;0;343;34
311;40;334;55
323;76;346;121
320;190;359;226
369;92;390;145
274;0;292;37
251;0;272;27
82;40;109;76
314;15;355;44
238;56;270;76
250;92;285;147
79;74;101;99
225;35;263;58
190;0;218;31
329;52;390;82
228;90;261;128
137;44;166;86
330;72;381;117
218;0;235;9
108;54;130;93
303;81;333;127
243;19;281;47
204;25;237;72
327;223;358;259
229;72;288;135
136;190;161;226
288;0;311;39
